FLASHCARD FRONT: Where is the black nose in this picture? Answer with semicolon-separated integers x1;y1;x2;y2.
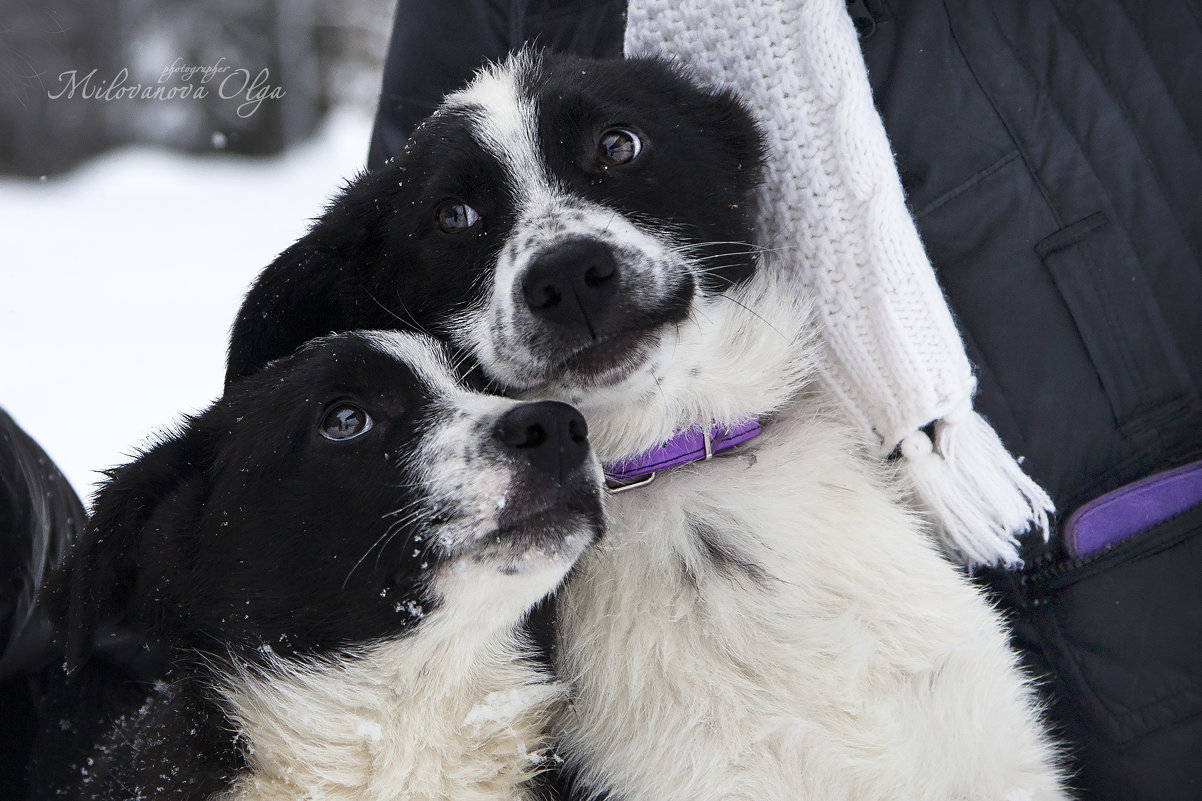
521;238;619;336
493;401;590;481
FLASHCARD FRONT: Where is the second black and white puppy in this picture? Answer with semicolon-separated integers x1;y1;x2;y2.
32;331;604;801
226;53;1066;800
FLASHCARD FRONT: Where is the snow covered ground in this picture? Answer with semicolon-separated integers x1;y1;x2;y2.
0;108;374;502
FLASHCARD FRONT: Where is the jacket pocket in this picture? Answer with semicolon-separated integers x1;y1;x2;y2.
1037;212;1192;429
1022;501;1202;745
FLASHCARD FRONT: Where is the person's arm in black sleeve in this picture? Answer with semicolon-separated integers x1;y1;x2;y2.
368;0;627;170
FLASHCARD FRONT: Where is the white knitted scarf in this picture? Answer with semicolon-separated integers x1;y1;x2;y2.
625;0;1054;567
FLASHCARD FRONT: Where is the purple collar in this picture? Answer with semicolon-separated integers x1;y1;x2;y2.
603;419;763;492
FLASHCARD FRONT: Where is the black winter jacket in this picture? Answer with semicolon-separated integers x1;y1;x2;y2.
364;2;1202;799
854;3;1202;797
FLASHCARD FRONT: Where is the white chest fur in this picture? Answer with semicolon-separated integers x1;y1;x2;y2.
211;574;565;801
554;407;1065;801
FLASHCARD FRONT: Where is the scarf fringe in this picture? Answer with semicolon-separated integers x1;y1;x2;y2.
899;403;1053;567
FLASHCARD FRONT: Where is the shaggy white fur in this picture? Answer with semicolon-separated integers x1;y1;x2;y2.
213;563;570;801
548;263;1067;800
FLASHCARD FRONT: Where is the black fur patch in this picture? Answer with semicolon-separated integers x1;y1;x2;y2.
687;514;770;585
528;55;764;289
58;335;446;674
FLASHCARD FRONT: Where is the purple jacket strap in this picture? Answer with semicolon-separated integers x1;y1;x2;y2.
1064;459;1202;557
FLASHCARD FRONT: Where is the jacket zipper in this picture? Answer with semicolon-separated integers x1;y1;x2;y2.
1021;503;1202;605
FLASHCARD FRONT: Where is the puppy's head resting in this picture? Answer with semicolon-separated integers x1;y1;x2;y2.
227;51;765;415
59;331;604;673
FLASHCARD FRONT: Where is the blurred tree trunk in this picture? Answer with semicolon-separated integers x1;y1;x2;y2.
0;0;123;175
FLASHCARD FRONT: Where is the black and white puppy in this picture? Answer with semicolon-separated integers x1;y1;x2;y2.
33;331;604;801
227;53;1066;800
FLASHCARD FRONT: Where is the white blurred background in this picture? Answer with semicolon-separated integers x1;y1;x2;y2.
0;0;393;500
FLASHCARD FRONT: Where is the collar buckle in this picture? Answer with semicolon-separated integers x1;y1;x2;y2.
605;471;658;494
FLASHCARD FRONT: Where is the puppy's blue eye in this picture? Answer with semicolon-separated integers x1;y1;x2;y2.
598;128;642;166
436;200;481;233
320;404;373;441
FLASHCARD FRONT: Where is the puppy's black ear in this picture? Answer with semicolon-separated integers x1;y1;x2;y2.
704;84;768;186
226;174;398;391
55;428;204;674
227;237;352;390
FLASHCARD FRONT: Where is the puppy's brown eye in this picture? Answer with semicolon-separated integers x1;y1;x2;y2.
597;128;642;167
320;405;373;441
435;200;480;233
